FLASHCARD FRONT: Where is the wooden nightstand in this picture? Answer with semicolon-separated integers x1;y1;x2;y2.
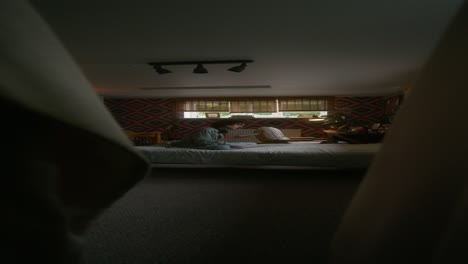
322;129;384;144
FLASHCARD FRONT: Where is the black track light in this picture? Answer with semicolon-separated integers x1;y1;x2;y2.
228;62;247;72
193;64;208;74
153;64;171;74
148;60;253;74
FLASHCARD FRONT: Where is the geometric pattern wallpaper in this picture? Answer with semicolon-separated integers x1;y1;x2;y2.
104;96;400;139
335;96;386;123
104;98;176;133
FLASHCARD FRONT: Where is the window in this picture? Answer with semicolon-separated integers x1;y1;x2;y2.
178;97;333;118
278;97;333;111
230;98;277;113
177;98;229;112
205;113;220;118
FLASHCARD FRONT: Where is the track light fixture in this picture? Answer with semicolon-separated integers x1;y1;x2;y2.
152;64;171;74
148;60;253;74
228;62;247;72
193;63;208;74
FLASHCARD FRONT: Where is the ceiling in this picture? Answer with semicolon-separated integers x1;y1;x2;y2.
30;0;464;98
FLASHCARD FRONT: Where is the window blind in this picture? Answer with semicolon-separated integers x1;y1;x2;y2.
177;97;333;113
230;98;277;113
176;98;229;112
278;97;334;111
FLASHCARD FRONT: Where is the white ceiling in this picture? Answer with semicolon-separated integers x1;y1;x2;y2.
30;0;464;98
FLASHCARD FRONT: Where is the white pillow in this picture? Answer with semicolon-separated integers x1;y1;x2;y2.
254;127;290;143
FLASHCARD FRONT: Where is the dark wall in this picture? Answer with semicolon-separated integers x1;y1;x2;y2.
104;96;400;138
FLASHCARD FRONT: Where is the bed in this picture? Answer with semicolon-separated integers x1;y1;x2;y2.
135;142;381;170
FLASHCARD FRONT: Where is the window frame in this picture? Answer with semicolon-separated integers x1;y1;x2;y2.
177;97;334;119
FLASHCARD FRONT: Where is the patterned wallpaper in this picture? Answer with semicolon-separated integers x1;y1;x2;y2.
104;96;400;139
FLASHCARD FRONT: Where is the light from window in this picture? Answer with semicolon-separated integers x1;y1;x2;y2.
180;97;332;119
184;111;327;119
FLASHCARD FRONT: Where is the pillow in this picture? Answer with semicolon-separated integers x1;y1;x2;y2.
254;127;290;143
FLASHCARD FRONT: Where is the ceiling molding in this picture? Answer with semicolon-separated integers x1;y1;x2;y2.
139;85;271;90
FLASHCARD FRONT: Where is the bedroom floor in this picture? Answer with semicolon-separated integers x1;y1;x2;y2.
82;168;365;264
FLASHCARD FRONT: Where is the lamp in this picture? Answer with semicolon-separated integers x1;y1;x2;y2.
228;62;247;72
193;63;208;74
152;64;171;74
148;60;254;74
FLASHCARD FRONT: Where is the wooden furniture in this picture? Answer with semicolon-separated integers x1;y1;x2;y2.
322;130;384;144
126;131;161;145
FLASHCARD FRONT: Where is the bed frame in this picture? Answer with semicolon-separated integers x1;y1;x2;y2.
126;131;161;145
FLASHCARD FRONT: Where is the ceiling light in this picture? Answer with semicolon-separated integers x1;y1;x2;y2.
152;64;171;74
148;60;253;74
139;85;271;90
228;62;247;72
193;64;208;74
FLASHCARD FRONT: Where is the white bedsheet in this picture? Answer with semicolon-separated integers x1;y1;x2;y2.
135;142;382;169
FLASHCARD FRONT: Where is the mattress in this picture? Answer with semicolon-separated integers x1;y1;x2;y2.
135;142;381;170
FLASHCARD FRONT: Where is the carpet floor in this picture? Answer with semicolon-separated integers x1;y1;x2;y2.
82;168;363;264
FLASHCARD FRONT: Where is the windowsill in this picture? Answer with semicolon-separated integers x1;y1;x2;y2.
179;117;323;119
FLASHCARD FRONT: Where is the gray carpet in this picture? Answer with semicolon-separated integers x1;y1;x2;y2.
82;168;363;264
